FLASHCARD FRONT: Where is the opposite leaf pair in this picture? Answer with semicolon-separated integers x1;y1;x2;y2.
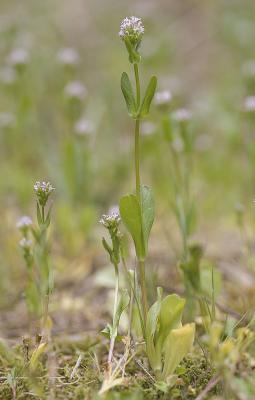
121;72;157;119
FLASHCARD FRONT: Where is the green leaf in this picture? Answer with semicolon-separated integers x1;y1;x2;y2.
156;294;185;355
119;193;144;259
121;72;137;118
36;202;42;226
120;186;154;260
29;342;47;371
102;237;112;258
124;37;141;64
101;323;112;339
139;76;157;118
145;287;163;372
140;185;155;255
201;262;222;298
112;289;129;338
162;323;195;379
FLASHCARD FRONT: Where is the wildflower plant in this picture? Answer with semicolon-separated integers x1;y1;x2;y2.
100;210;129;373
116;16;195;384
17;216;40;316
18;182;55;339
33;181;55;338
119;16;157;327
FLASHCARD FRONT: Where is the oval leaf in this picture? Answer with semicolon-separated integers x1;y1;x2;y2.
119;193;144;259
121;72;137;118
139;76;157;118
140;185;155;255
162;323;195;379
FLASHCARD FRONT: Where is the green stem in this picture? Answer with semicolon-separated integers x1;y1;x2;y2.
121;248;146;338
135;119;141;199
133;62;148;324
42;293;49;340
138;260;148;323
42;205;45;224
107;264;119;371
134;63;140;107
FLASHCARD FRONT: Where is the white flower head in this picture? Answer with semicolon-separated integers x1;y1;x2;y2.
244;96;255;112
141;122;156;136
74;118;94;136
242;60;255;77
19;237;32;250
119;16;144;45
17;216;33;231
174;108;192;122
57;48;80;66
64;81;87;101
100;211;121;232
34;181;55;206
154;90;172;106
7;48;29;67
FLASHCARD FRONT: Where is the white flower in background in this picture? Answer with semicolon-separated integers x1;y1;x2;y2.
242;60;255;77
57;47;80;66
154;90;172;106
119;16;144;44
141;122;156;136
64;81;87;101
174;108;192;122
34;181;55;206
74;118;94;136
19;237;32;250
7;48;29;66
244;96;255;112
0;67;16;85
16;216;33;230
0;112;15;128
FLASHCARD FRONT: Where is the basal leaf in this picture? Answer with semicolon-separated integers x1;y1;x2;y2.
145;287;163;372
162;323;195;379
112;289;129;337
139;76;157;118
156;294;185;354
29;342;47;371
121;72;137;118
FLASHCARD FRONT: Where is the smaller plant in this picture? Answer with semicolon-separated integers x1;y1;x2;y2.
100;210;129;371
18;181;55;339
146;287;195;384
17;215;40;318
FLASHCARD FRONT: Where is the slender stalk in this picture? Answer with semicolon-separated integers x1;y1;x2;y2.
135;119;141;199
133;62;148;323
107;264;119;371
134;63;141;107
121;248;146;338
138;260;148;322
42;293;49;339
42;205;45;224
134;62;141;201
